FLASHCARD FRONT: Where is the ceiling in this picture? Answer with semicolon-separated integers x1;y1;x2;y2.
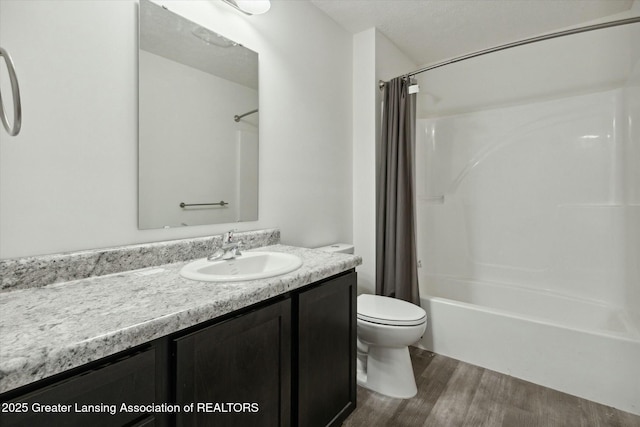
140;0;258;89
309;0;634;67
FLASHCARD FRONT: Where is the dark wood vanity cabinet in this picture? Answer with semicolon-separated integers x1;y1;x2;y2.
174;298;292;427
173;270;356;427
0;271;356;427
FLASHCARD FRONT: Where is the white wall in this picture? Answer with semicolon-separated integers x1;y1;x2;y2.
0;0;353;258
352;28;415;294
352;29;376;295
414;21;636;118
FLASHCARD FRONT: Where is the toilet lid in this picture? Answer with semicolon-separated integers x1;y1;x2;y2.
357;294;426;326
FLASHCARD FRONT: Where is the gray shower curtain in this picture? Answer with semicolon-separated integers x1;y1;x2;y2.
376;77;420;306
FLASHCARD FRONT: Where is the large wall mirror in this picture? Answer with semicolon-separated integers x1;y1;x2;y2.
138;0;259;229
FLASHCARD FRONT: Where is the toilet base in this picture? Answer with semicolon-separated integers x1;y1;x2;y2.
358;345;417;399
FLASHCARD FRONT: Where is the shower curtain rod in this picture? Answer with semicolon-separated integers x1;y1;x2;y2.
379;16;640;90
234;108;258;122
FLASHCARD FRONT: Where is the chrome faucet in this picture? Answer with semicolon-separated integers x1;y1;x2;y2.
208;230;243;261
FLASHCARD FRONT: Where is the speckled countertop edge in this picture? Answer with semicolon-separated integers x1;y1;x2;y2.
0;245;361;394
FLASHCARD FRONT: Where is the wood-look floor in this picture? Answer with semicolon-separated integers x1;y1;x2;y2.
343;347;640;427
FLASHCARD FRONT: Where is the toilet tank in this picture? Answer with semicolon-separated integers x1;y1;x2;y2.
315;243;354;254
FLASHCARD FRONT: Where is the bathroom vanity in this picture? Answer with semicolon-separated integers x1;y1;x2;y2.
0;231;361;427
174;271;356;427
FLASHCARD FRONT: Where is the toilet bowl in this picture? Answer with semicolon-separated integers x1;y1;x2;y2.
357;294;427;399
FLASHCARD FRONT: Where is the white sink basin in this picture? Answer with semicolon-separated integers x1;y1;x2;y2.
180;251;303;282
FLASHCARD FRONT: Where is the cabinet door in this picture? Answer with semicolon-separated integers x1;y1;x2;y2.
174;299;291;427
297;272;356;427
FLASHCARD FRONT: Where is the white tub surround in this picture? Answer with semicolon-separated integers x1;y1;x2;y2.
0;235;361;394
415;21;640;415
416;84;640;415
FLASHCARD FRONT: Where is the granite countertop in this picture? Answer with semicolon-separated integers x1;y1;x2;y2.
0;244;361;394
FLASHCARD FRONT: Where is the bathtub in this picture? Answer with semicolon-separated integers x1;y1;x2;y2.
417;276;640;415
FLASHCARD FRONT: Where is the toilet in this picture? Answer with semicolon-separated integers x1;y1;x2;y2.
356;294;426;398
316;243;428;399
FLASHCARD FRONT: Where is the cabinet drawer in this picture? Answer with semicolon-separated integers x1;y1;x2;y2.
1;348;156;427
